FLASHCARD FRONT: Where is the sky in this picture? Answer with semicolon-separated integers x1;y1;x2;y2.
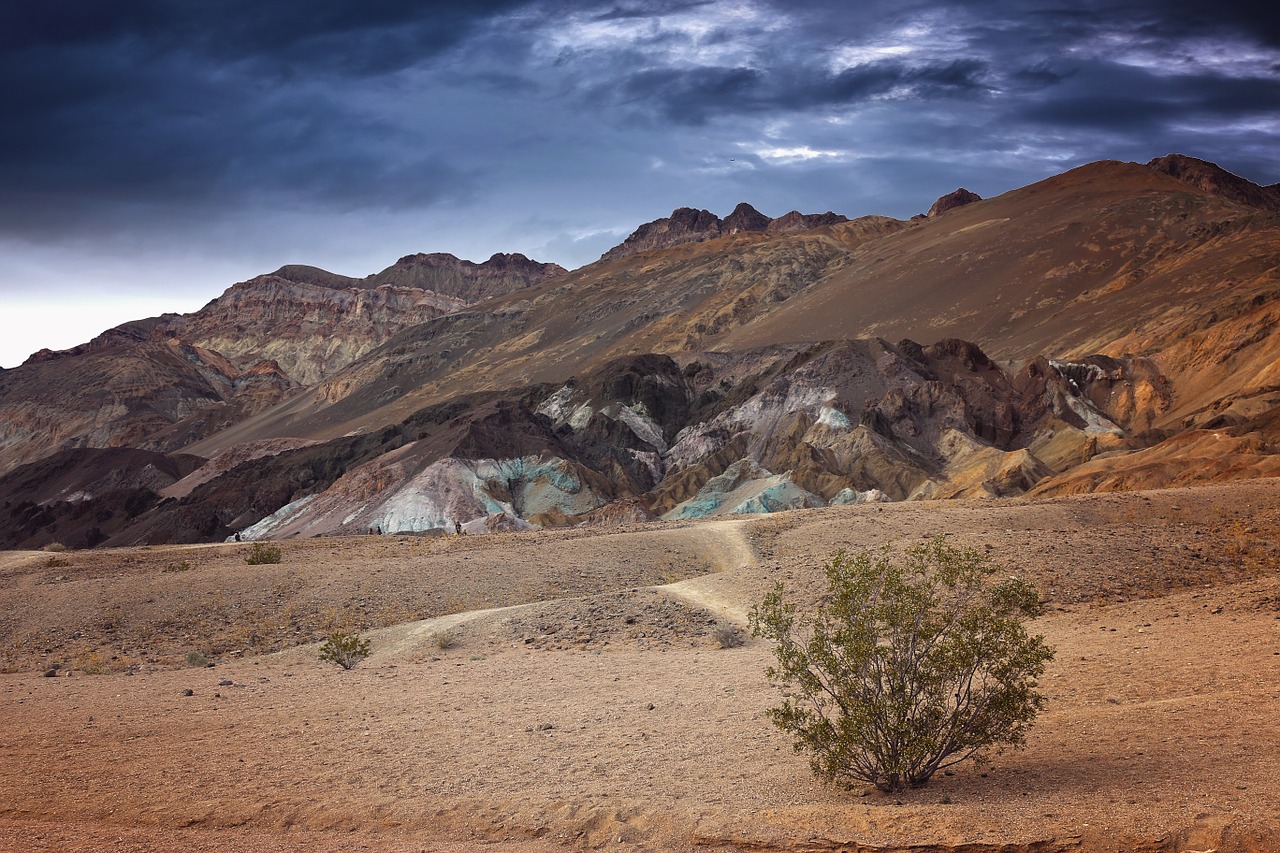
2;0;1279;367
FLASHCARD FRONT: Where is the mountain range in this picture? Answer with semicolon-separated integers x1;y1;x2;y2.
2;153;1278;549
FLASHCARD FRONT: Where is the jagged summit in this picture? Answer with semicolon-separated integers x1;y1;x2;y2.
600;203;851;262
766;210;849;233
722;202;772;234
1146;153;1280;212
372;251;567;295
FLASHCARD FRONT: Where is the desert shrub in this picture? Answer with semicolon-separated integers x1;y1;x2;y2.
428;629;455;650
184;650;209;667
163;561;193;573
44;556;70;568
749;536;1054;793
74;646;108;675
244;542;282;565
41;542;67;553
712;620;745;648
319;630;371;670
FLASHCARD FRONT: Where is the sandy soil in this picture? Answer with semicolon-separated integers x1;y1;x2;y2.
1;481;1279;851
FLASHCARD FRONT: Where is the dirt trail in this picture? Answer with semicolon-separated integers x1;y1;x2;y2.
339;518;761;662
658;518;758;623
363;603;539;661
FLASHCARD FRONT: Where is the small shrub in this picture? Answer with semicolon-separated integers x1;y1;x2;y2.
244;542;282;565
184;650;209;668
74;646;108;675
712;620;745;648
163;561;193;573
428;629;455;650
750;536;1054;793
42;542;68;553
44;556;70;568
319;630;371;670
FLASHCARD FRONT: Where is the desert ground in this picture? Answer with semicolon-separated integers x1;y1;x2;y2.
1;481;1279;851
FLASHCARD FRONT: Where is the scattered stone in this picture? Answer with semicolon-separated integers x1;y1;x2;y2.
182;689;194;697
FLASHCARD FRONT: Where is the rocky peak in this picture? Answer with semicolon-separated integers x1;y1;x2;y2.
599;208;724;262
722;203;771;234
478;252;568;277
1147;154;1280;212
601;204;855;262
372;251;567;300
927;188;982;217
765;210;850;233
268;265;361;290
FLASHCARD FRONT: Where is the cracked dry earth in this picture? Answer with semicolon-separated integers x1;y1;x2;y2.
1;482;1279;851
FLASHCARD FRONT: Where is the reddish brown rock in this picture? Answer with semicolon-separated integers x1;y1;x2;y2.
721;202;771;234
1147;153;1280;212
601;204;853;261
600;207;726;262
927;188;982;217
765;210;849;233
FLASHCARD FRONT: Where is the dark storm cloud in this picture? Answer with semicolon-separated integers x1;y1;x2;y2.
762;0;1280;45
1124;0;1280;46
1015;61;1280;132
0;1;532;74
0;0;526;236
591;0;717;21
1;0;1279;254
611;58;992;125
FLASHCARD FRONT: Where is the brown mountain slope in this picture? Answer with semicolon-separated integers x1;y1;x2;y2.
718;160;1280;364
0;251;566;475
187;159;1280;459
169;156;1280;518
0;337;293;476
165;272;470;385
183;217;907;456
7;155;1280;546
167;252;567;385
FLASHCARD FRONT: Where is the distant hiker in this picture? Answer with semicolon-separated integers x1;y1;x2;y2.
234;532;241;542
454;520;462;535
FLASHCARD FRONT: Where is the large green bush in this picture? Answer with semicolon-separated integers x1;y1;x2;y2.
749;536;1054;793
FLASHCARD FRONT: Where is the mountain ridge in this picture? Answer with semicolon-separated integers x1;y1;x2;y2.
3;153;1280;548
599;202;852;262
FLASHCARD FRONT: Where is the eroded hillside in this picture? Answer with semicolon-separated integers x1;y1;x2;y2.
2;155;1279;548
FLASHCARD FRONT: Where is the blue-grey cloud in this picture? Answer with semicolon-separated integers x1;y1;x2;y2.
608;59;993;125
